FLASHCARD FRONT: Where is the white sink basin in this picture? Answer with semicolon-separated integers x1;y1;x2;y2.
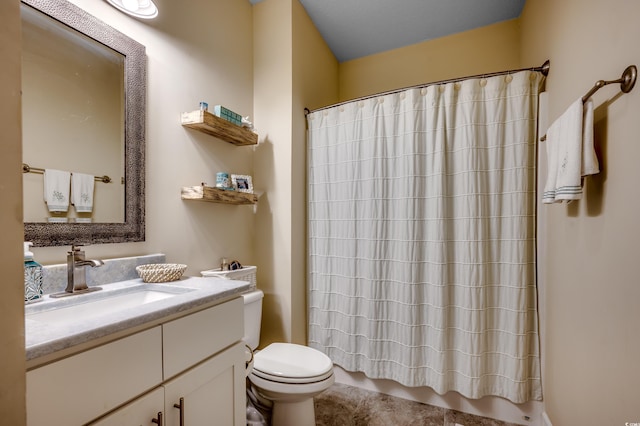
26;284;195;324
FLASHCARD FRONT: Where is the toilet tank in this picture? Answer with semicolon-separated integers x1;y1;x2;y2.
242;289;263;351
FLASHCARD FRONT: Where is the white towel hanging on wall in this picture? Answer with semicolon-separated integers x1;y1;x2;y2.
43;169;71;212
542;98;598;203
71;172;95;213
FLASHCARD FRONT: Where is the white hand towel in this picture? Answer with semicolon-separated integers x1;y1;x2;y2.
542;98;599;203
71;172;95;213
581;99;599;176
43;169;71;212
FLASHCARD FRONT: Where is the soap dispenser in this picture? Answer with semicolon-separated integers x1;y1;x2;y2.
24;242;43;303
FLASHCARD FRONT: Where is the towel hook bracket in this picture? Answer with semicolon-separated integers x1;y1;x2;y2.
620;65;637;94
581;64;637;102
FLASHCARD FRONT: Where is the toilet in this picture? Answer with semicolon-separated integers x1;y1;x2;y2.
243;289;335;426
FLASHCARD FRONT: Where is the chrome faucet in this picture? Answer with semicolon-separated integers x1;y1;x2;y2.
50;245;104;298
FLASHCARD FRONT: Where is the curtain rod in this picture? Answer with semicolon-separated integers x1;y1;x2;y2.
304;60;550;116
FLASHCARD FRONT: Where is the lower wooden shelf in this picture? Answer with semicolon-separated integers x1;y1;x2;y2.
181;185;258;205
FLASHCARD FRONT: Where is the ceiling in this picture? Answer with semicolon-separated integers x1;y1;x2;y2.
250;0;526;63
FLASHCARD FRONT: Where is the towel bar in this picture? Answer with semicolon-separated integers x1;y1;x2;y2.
539;64;637;142
22;163;112;183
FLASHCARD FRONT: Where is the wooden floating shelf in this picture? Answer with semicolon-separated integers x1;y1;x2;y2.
181;110;258;146
181;185;258;205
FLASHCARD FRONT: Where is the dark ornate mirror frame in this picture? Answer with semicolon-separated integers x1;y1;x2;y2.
22;0;145;246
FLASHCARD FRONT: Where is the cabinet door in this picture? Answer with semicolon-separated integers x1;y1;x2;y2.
90;387;164;426
164;342;246;426
27;327;163;426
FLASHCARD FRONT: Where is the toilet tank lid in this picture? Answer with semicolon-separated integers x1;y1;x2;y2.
242;289;264;304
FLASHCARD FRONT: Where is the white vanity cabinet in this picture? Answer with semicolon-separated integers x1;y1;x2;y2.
27;296;246;426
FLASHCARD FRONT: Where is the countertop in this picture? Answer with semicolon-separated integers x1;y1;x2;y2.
25;276;251;362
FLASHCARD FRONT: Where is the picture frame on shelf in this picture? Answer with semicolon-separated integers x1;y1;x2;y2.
231;174;253;193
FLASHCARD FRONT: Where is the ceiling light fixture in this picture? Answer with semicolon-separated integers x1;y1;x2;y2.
105;0;158;19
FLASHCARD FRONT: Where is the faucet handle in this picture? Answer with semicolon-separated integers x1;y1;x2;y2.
69;245;88;258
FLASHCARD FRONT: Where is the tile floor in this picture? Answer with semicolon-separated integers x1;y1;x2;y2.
314;383;524;426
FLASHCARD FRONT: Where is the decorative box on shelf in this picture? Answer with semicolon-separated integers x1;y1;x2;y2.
181;109;257;146
181;185;258;205
212;105;242;126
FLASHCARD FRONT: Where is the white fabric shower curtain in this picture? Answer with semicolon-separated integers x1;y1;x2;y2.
307;71;543;403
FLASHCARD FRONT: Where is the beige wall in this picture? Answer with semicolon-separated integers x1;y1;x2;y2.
521;1;640;424
253;0;338;346
31;0;256;274
253;0;295;345
338;19;522;101
0;0;27;423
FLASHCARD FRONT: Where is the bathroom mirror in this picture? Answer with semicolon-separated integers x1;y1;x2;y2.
21;0;146;246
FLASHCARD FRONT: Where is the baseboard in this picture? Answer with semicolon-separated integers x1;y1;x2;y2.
542;411;553;426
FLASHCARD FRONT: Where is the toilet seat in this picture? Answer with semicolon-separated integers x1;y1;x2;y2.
252;343;333;384
252;367;334;384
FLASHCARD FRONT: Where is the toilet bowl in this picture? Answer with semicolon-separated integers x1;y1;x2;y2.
242;290;334;426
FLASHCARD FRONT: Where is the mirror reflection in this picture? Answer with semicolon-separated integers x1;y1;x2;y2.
22;3;125;224
21;0;146;247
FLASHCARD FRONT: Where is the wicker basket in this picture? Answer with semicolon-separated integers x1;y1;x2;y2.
136;263;187;283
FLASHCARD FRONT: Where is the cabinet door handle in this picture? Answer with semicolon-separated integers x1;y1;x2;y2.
173;397;185;426
151;411;163;425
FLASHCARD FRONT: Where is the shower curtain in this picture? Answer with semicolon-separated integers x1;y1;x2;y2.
307;71;543;403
